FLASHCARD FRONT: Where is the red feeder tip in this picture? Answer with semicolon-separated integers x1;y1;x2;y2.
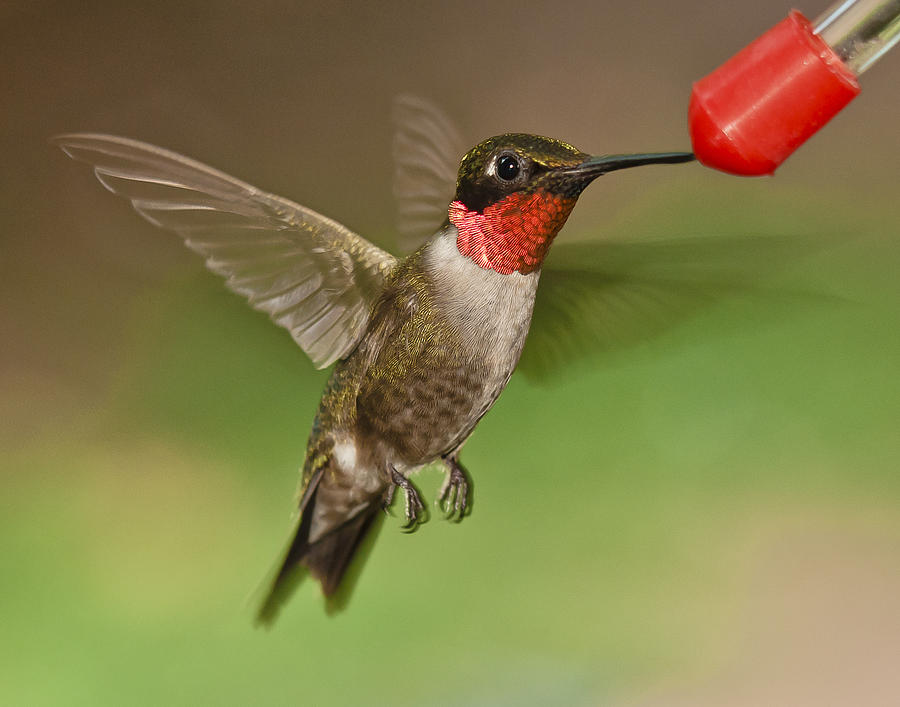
689;11;861;176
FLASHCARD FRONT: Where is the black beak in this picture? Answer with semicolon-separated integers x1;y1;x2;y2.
566;151;695;181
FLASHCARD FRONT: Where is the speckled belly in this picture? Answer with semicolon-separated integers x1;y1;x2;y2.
355;348;512;466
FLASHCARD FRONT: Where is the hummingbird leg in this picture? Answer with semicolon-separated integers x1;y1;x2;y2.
382;483;396;515
437;454;472;522
387;466;427;531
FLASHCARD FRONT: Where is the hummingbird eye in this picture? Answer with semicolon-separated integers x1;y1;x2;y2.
496;154;521;182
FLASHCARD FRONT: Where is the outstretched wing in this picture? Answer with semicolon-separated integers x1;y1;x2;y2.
55;133;397;369
521;234;840;380
391;94;465;252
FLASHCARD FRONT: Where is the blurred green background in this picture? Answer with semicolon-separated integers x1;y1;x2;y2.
3;1;899;705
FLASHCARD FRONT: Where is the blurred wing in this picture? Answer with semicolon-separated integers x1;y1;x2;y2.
391;94;465;251
520;234;838;380
55;133;397;369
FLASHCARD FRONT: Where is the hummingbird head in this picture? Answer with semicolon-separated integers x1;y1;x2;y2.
449;133;693;275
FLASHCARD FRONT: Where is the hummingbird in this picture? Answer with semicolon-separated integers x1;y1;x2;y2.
55;116;692;623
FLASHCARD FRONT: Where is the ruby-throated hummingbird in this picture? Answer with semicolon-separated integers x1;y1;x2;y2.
55;111;692;623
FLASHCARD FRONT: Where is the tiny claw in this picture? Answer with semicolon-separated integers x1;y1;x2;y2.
389;466;427;531
438;457;472;522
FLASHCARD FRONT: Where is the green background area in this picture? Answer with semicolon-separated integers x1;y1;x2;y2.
3;2;898;705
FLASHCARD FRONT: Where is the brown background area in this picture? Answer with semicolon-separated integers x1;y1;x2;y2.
5;0;899;401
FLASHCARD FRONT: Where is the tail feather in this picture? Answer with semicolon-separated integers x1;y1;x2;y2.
255;484;382;626
304;509;381;596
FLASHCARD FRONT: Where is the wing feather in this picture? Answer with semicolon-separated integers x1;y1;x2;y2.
55;133;397;368
520;234;842;381
391;95;464;251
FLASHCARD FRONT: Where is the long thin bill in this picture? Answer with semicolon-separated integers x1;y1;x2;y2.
575;152;695;177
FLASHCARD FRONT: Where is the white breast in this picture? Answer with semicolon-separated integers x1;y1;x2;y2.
422;225;540;376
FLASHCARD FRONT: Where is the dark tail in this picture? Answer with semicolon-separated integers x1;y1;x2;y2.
255;483;383;626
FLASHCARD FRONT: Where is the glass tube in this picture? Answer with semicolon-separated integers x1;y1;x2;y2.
814;0;900;73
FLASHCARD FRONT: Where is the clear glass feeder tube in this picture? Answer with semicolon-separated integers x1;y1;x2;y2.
814;0;900;74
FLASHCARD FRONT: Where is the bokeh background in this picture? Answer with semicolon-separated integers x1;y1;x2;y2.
3;1;899;705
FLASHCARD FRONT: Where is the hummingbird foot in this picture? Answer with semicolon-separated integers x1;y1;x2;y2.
386;467;427;532
437;455;472;522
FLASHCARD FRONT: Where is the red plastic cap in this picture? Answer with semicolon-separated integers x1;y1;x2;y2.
689;11;861;176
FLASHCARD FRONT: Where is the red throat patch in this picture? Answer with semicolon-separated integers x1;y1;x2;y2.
449;190;577;275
